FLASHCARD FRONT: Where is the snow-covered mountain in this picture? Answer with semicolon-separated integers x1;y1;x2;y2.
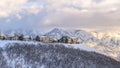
44;28;66;39
44;28;120;46
44;28;97;43
1;30;41;37
91;31;120;46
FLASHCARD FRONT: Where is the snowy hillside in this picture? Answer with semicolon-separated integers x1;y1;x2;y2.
0;41;120;68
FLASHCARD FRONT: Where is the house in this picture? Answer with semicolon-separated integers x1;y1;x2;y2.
13;34;19;40
7;33;15;40
40;36;55;43
29;35;33;41
8;34;22;40
58;36;79;44
0;32;5;40
0;33;8;40
24;35;33;41
18;34;24;41
58;36;72;44
71;38;79;44
2;34;8;40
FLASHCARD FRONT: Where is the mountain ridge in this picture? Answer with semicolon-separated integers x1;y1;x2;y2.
0;28;120;46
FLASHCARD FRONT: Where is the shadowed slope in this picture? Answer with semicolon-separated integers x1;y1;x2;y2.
0;43;119;68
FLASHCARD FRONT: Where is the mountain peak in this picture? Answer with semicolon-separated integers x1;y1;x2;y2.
51;28;63;32
44;28;95;41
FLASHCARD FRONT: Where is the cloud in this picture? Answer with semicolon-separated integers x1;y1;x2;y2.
0;0;120;32
41;0;120;30
0;0;28;17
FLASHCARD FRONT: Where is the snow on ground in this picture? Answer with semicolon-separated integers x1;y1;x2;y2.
0;40;39;49
0;40;108;59
64;43;105;55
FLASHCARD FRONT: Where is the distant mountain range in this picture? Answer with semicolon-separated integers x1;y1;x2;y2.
1;28;120;46
0;30;41;37
44;28;97;43
45;28;120;46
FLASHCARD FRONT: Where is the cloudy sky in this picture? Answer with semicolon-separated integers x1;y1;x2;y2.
0;0;120;32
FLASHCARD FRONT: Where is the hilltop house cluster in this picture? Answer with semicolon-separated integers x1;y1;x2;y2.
0;33;79;44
